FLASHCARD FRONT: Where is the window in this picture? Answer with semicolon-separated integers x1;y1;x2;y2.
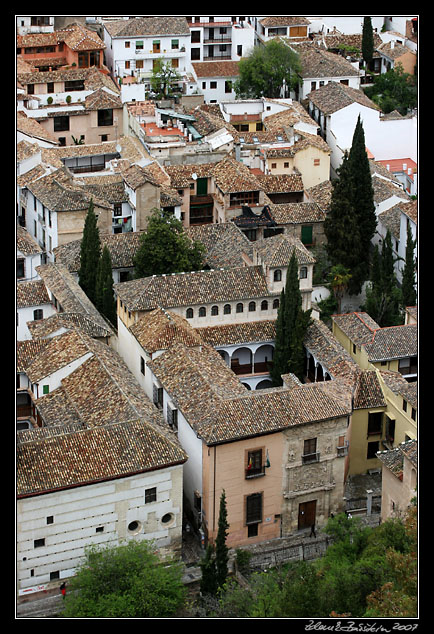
50;571;60;581
33;309;43;320
402;399;407;413
248;301;256;312
136;40;144;50
273;269;282;282
273;298;280;309
199;306;206;317
136;59;143;69
367;441;380;459
125;41;130;48
303;438;319;464
225;80;232;93
98;109;113;127
236;303;244;313
96;526;104;533
54;116;69;132
171;39;179;49
47;82;54;93
113;203;122;217
246;449;264;478
186;307;193;319
167;405;178;430
301;225;313;245
224;304;231;314
153;384;163;409
314;158;320;166
34;538;45;548
211;305;219;316
145;487;157;504
246;492;262;526
299;267;308;279
65;80;85;91
17;259;25;279
46;516;54;524
43;385;49;395
125;60;130;69
140;356;145;375
261;300;268;311
152;40;160;53
368;412;383;435
210;81;217;89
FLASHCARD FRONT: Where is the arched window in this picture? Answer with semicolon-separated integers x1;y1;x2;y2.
211;305;219;316
273;298;279;309
186;308;193;319
248;301;256;312
236;303;244;313
261;300;268;311
224;304;231;314
198;306;206;317
300;266;308;279
273;269;282;281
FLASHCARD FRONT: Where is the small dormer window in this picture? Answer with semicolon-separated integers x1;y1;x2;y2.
299;267;308;279
273;269;282;282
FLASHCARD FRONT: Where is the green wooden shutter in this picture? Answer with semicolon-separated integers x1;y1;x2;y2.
301;225;313;245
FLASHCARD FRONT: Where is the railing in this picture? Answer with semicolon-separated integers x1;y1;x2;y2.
337;441;349;457
245;465;266;479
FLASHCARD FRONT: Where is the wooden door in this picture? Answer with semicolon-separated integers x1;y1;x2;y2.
298;500;316;530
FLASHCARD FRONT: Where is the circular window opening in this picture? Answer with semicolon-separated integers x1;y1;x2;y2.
161;513;174;525
128;520;141;534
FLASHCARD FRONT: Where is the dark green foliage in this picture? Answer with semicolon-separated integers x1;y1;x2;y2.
133;208;205;278
199;544;218;596
215;490;230;589
400;224;417;309
96;245;116;326
362;231;403;326
364;64;417;115
362;17;374;65
324;116;376;296
61;540;186;618
78;199;101;305
270;252;311;386
234;40;301;99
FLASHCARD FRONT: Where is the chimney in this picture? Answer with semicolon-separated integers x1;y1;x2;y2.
391;40;395;49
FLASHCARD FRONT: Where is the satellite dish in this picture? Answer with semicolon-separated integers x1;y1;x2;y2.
192;173;197;180
116;144;122;153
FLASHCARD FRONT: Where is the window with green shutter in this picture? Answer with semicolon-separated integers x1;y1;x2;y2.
301;225;313;245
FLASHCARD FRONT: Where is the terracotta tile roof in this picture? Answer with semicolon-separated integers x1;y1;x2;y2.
17;111;59;145
378;205;404;240
379;369;417;409
352;370;387;409
260;16;310;27
165;162;216;188
26;167;111;212
16;164;48;188
399;438;417;466
372;174;409;205
256;173;304;194
36;262;114;336
104;16;190;38
27;312;112;340
305;318;358;378
322;32;383;55
192;61;240;78
16;279;50;308
305;180;333;212
332;312;381;345
120;162;160;190
16;339;49;372
253;233;316;266
25;329;91;383
196;320;276;347
296;45;360;79
268;201;326;225
17;418;187;497
377;439;417;480
84;87;122;110
41;135;149;168
307;81;380;114
129;307;204;354
363;324;417;362
378;41;413;60
53;231;142;273
17;67;119;93
211;156;261;194
185;222;253;269
17;226;43;256
16;139;41;162
114;265;270;312
17;23;106;51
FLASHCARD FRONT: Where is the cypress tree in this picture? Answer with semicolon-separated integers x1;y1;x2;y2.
199;544;218;596
78;198;101;305
215;490;229;591
347;115;377;295
401;224;417;309
271;251;311;386
362;17;374;66
96;245;117;326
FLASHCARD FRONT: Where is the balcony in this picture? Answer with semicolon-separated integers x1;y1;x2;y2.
245;464;266;479
337;441;349;457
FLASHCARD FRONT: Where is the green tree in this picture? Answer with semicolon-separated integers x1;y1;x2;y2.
329;264;352;314
346;114;377;295
215;490;229;590
96;245;117;326
364;63;417;115
133;208;205;278
271;252;311;385
234;39;301;99
78;198;101;305
363;231;403;326
150;59;182;97
362;17;374;66
400;224;417;309
61;540;186;618
199;544;218;596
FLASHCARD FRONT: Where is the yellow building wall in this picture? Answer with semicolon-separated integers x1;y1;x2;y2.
347;407;386;475
293;146;330;190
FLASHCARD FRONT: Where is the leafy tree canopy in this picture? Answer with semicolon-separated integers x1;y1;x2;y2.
133;208;205;278
234;40;301;99
364;63;417;115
